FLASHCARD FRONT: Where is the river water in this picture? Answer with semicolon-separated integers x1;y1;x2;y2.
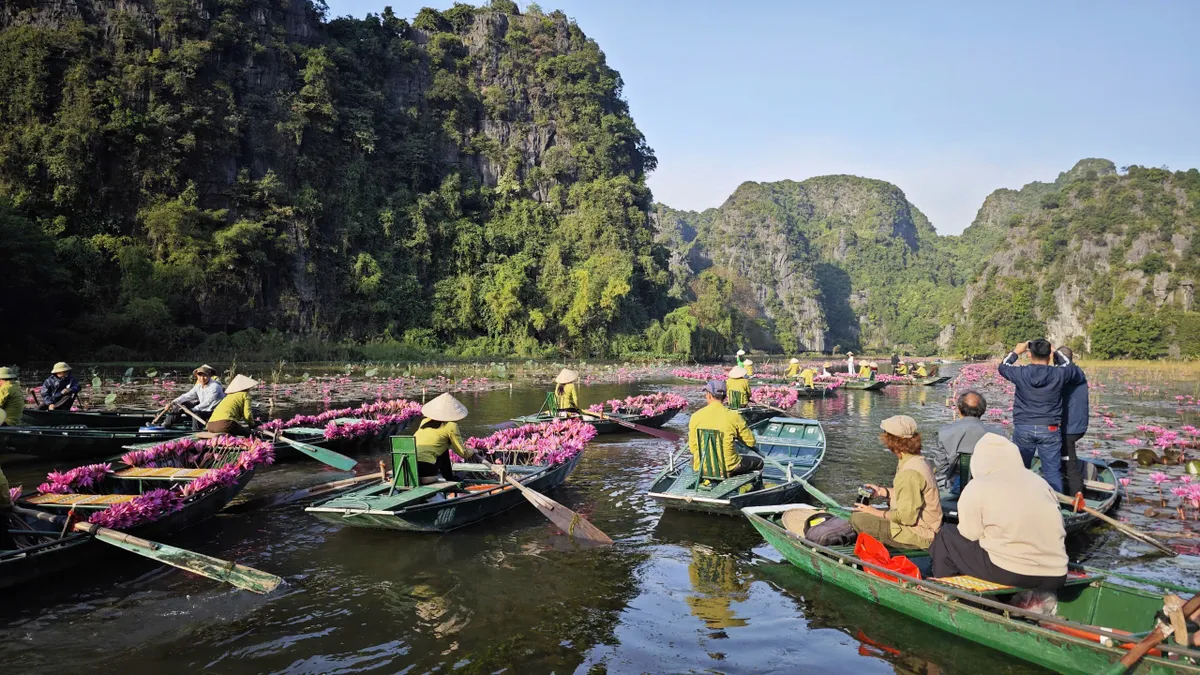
2;366;1196;674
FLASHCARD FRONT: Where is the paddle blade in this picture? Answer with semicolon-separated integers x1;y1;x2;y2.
279;437;358;471
579;410;681;442
89;529;282;594
488;465;614;545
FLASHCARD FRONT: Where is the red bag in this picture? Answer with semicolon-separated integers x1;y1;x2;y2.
853;532;921;583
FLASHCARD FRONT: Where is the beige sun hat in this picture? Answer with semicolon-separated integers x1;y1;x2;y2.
0;366;17;380
554;368;579;384
736;349;745;356
193;364;217;377
880;415;918;439
789;358;799;364
51;362;71;374
728;366;747;379
422;392;468;422
224;374;259;395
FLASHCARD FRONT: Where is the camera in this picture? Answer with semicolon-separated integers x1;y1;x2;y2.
855;485;873;505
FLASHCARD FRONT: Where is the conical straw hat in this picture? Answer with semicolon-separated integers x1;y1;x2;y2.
554;368;579;384
0;367;17;380
789;358;799;364
422;392;468;422
728;366;747;379
51;362;71;373
225;374;259;394
736;350;745;356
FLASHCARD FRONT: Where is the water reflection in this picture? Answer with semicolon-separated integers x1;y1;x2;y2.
686;546;750;631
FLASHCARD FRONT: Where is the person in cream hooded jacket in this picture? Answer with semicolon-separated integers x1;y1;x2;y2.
930;433;1068;591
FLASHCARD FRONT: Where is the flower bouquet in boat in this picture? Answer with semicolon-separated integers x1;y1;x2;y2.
751;386;799;410
513;393;686;433
2;435;273;590
305;419;598;532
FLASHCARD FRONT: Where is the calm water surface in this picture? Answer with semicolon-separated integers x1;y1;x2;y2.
0;367;1191;674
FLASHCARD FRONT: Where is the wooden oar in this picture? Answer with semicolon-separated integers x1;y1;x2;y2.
178;406;358;471
1055;493;1176;557
1103;592;1200;674
14;506;282;594
796;476;846;512
480;460;613;545
577;409;681;442
150;403;172;426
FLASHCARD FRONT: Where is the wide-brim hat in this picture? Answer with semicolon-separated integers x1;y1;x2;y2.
51;362;71;374
225;374;259;394
736;350;746;356
789;358;799;364
823;362;832;367
193;364;217;377
422;392;468;422
0;366;17;380
728;366;747;379
554;368;579;384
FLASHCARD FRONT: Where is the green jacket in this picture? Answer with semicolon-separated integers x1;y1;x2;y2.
0;382;24;426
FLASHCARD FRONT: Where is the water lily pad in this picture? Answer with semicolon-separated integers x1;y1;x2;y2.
92;376;102;390
104;392;117;408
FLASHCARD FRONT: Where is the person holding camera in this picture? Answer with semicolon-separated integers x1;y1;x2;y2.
998;339;1085;494
849;415;943;549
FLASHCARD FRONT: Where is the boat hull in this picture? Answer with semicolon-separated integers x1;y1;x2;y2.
839;380;888;391
1;470;254;590
895;376;951;386
744;508;1199;675
308;454;582;532
21;409;160;429
0;427;192;463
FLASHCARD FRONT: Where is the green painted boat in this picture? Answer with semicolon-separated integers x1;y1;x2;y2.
840;379;888;391
21;408;165;429
121;417;411;461
305;454;582;532
895;375;952;386
744;504;1200;674
647;417;826;515
793;384;838;399
2;462;256;590
510;408;682;434
733;405;777;424
0;426;191;463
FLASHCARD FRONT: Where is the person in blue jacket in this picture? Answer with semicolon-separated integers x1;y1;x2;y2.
1055;346;1089;496
997;339;1085;494
38;362;81;411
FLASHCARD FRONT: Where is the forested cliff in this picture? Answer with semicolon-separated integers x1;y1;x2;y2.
0;0;666;360
2;0;1197;361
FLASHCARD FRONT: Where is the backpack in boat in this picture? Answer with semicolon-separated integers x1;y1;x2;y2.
801;511;856;547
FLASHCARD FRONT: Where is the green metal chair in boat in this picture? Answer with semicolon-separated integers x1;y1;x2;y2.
542;392;560;416
388;435;420;496
727;390;746;409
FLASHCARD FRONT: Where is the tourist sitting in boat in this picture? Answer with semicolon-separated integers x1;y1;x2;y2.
869;362;879;379
895;361;909;376
554;368;581;415
785;358;801;379
850;415;942;550
914;362;929;377
930;433;1067;591
165;365;225;430
931;390;1004;493
415;393;478;484
820;362;832;377
0;367;23;426
38;362;80;410
688;380;761;477
205;374;258;436
725;366;751;407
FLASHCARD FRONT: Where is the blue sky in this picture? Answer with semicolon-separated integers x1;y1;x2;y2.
324;0;1200;234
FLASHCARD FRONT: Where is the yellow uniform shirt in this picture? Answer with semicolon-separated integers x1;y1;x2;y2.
209;391;251;424
0;382;24;426
915;366;928;377
785;363;800;378
744;363;753;376
414;419;470;464
725;377;751;407
688;401;756;472
896;364;908;375
556;382;580;410
800;369;816;388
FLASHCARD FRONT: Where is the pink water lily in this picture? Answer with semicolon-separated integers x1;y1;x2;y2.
587;392;688;417
459;419;598;466
750;386;799;410
260;398;422;433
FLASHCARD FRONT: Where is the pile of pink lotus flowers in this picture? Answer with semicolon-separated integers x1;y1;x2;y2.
37;463;114;494
670;366;729;381
323;412;419;441
751;386;798;409
120;436;274;471
587;392;688;417
460;418;598;466
260;398;422;433
875;373;908;383
89;488;185;529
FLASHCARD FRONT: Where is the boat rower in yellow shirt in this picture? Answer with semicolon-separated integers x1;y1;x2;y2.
206;374;257;436
0;367;25;426
414;393;478;484
799;367;816;389
785;358;801;379
688;380;762;476
725;366;752;408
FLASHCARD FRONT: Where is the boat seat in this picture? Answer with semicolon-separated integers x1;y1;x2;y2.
319;481;460;512
931;570;1104;596
115;467;208;480
24;493;137;508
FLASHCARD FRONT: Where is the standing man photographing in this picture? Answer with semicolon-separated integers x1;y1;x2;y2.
997;339;1085;494
1056;347;1089;497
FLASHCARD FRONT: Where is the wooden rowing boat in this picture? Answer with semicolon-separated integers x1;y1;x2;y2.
305;454;583;532
648;417;826;515
0;426;192;463
895;375;952;386
743;504;1200;674
732;405;777;424
793;384;838;399
510;408;681;434
839;380;888;391
1;460;257;590
121;417;413;461
21;409;162;429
